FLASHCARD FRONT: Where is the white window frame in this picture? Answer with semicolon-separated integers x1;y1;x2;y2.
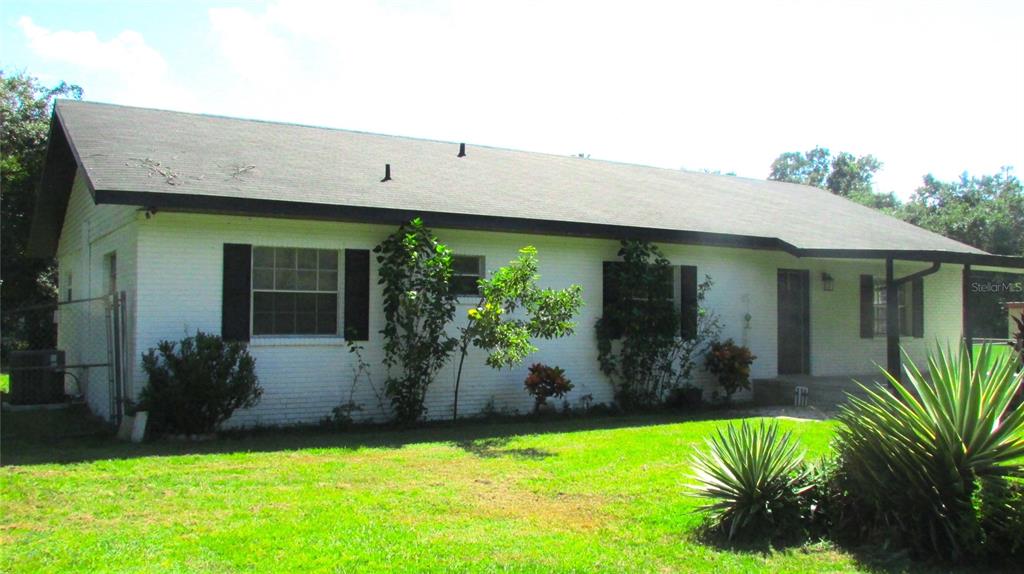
250;246;341;337
873;279;911;337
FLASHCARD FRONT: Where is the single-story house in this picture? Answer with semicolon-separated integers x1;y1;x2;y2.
28;100;1024;426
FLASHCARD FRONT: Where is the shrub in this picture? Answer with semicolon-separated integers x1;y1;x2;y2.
704;339;756;401
139;331;261;435
523;363;573;412
833;343;1024;560
596;240;720;409
691;420;811;541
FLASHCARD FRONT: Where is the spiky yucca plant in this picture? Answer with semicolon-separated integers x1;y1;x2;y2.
691;420;810;540
835;343;1024;559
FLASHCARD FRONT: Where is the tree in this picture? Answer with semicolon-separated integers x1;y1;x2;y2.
900;168;1024;256
768;146;898;211
1;71;82;358
451;246;584;419
374;219;459;423
596;240;721;408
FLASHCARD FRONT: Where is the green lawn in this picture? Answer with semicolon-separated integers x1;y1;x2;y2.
0;410;991;573
0;373;9;393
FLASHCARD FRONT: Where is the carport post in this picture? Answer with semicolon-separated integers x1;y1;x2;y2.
886;258;901;381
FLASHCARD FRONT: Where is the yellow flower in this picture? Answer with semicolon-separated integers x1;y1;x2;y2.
468;308;480;319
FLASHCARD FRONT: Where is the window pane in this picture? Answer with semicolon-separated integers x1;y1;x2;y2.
316;293;337;314
253;269;274;290
275;248;296;269
253;292;274;313
297;248;318;270
276;269;297;290
318;270;338;291
452;276;480;296
296;312;316;334
253;312;273;335
295;293;317;313
317;312;337;335
253;247;274;268
453;256;482;275
275;292;296;312
319;250;338;270
274;313;296;334
296;270;317;290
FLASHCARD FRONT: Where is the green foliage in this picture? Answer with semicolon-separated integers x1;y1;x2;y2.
704;339;757;401
691;420;811;541
768;146;899;211
596;240;720;409
834;343;1024;560
523;363;573;411
901;168;1024;256
0;71;82;359
374;218;458;423
139;331;261;435
452;246;584;418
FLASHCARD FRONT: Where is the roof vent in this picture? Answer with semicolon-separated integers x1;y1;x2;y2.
458;143;466;158
380;163;391;182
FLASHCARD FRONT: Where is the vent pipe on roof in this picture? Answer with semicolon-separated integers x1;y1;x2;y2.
458;143;466;157
381;163;391;182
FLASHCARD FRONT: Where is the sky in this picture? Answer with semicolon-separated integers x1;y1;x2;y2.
2;0;1022;199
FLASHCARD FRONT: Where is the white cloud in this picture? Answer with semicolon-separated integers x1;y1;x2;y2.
17;16;195;111
19;16;167;77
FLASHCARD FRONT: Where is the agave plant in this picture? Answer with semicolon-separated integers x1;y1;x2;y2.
690;420;810;540
835;343;1024;559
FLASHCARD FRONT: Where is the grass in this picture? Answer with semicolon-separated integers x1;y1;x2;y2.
0;373;8;393
0;409;1003;573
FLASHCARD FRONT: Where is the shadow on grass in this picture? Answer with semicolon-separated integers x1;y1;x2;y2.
693;516;1017;574
1;405;777;467
455;436;555;460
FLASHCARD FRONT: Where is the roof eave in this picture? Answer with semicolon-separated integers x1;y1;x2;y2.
90;189;1024;269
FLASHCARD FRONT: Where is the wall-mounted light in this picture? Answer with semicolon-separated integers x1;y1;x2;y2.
821;272;835;292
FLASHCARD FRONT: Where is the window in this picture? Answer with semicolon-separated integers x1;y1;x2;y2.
451;255;484;296
873;279;911;336
252;247;338;336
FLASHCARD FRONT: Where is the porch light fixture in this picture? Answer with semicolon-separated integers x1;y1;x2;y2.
821;272;835;292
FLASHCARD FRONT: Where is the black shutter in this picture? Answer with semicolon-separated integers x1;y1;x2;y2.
912;276;924;338
680;265;698;340
222;243;252;342
860;275;874;339
344;249;371;341
602;262;624;339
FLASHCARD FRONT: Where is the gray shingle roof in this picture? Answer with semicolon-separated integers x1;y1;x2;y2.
47;100;994;258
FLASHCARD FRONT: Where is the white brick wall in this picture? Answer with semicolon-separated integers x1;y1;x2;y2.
124;211;969;427
55;172;140;420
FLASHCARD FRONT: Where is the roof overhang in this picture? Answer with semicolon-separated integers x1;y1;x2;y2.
26;109;80;258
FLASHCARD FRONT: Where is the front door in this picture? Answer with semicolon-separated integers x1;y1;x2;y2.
778;269;810;375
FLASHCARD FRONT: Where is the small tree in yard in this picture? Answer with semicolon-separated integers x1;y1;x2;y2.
139;331;261;435
452;246;584;419
374;219;458;423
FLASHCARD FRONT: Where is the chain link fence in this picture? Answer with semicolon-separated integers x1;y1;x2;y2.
4;292;127;424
